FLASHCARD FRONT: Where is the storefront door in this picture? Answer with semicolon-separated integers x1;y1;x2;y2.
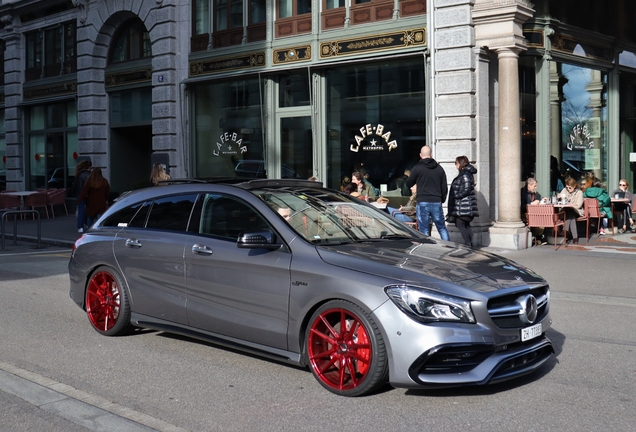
278;115;313;180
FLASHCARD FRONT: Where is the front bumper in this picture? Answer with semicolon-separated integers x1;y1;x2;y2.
373;300;554;389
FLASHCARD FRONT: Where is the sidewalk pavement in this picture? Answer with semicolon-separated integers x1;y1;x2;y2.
3;210;636;254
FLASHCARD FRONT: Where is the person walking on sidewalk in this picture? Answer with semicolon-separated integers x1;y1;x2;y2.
405;145;450;240
447;155;478;247
72;160;92;233
78;167;110;229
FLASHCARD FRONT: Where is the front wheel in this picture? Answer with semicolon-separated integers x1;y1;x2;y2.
305;300;388;396
85;266;132;336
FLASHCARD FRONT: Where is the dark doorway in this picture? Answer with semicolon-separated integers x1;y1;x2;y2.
110;125;152;194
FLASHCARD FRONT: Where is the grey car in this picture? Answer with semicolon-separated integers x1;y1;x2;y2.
69;179;554;396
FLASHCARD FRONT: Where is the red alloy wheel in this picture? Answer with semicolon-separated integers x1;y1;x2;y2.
86;270;122;332
307;307;372;391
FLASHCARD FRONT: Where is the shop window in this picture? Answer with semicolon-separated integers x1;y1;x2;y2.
276;0;312;38
109;19;151;64
325;58;426;192
26;101;78;192
25;22;76;81
193;78;265;179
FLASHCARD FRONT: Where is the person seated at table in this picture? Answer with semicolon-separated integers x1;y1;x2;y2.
611;179;635;233
521;177;546;245
344;182;362;198
351;171;376;201
583;177;612;235
559;177;584;243
387;185;417;222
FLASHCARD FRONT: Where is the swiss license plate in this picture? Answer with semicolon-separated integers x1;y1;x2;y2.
521;323;542;342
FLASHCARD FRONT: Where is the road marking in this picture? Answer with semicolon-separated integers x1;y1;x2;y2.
0;361;189;432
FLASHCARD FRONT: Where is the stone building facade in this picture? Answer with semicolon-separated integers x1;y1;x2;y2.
1;0;635;249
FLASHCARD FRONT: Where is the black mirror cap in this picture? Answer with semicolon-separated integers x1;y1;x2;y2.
237;230;282;250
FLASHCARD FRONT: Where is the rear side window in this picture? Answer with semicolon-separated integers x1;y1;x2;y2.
101;201;148;227
145;194;198;232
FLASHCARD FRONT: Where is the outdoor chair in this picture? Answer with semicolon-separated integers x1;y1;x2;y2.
24;191;49;219
581;197;604;240
390;209;418;231
0;194;21;211
47;189;68;217
526;205;565;250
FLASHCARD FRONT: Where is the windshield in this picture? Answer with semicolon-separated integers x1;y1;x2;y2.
254;187;418;245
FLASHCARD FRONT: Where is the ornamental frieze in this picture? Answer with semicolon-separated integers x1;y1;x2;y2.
24;81;77;100
105;68;152;88
190;52;266;76
320;28;425;59
273;46;312;65
549;33;613;62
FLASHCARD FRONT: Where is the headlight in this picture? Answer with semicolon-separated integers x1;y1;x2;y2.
385;285;475;324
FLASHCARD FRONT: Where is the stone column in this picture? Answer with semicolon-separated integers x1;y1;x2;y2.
494;48;524;226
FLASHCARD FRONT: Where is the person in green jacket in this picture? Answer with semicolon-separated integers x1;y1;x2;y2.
583;177;612;235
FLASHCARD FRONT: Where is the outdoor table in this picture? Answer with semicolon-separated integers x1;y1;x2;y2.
2;191;37;210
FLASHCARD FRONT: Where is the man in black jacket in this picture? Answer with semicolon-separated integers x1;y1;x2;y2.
405;145;450;240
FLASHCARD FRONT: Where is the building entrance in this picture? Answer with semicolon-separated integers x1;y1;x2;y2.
110;125;152;195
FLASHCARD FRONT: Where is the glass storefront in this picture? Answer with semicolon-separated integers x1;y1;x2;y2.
191;58;426;188
27;100;78;192
559;63;608;184
193;77;265;178
521;58;609;190
325;58;426;192
619;69;636;190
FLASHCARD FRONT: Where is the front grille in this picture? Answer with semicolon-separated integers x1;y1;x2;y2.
487;286;549;329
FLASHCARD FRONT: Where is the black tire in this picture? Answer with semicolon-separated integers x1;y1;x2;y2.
305;300;389;396
85;266;133;336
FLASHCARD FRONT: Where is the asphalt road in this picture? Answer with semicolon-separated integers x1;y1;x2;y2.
0;244;634;431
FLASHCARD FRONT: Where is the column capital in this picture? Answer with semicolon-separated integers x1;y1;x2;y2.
473;0;534;52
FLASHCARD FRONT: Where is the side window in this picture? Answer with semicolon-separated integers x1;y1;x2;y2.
101;201;148;227
145;194;198;232
128;201;152;228
199;193;269;240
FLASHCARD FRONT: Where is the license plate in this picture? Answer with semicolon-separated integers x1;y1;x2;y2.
521;323;542;342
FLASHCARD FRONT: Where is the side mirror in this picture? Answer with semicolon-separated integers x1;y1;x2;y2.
237;230;282;250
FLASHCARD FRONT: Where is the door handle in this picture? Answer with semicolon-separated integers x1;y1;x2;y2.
125;238;142;248
192;244;213;255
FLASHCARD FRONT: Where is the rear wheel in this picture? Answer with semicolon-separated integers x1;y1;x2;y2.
85;266;132;336
305;300;388;396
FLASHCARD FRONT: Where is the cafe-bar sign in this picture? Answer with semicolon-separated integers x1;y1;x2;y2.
351;123;398;153
566;123;595;151
213;131;247;157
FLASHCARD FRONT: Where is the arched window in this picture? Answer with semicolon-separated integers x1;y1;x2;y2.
109;19;151;64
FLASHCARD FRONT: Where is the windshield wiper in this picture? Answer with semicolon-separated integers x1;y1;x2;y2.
379;234;413;240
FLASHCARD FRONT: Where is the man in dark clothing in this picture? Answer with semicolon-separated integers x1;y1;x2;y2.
405;145;450;240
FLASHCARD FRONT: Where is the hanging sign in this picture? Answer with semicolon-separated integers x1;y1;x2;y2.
350;123;398;153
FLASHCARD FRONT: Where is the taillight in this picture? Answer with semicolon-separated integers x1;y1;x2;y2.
72;234;86;252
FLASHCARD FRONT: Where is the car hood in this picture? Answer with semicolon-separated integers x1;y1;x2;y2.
316;239;545;295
